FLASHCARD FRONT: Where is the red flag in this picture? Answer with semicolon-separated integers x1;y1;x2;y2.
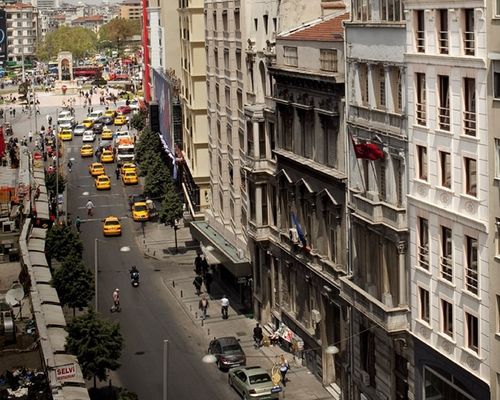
0;127;5;157
352;138;384;160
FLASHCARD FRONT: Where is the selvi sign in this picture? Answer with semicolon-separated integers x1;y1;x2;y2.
55;364;76;381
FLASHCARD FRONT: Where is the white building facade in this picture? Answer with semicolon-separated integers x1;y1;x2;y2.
406;2;491;398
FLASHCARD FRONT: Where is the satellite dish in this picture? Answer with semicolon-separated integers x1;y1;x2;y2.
5;284;24;307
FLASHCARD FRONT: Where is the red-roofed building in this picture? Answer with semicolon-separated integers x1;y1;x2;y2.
71;15;105;33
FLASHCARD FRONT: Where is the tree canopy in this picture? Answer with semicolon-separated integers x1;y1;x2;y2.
143;154;171;200
36;26;97;61
45;224;83;262
66;309;123;386
159;180;184;226
98;18;141;49
52;254;94;316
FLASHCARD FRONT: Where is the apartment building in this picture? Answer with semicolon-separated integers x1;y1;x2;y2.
178;0;210;217
119;0;141;20
406;2;491;398
343;1;411;399
488;3;500;400
4;3;38;65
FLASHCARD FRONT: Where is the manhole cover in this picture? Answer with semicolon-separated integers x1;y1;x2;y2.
135;351;145;355
235;332;246;337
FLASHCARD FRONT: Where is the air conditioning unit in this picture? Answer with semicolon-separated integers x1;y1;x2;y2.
237;248;245;259
289;228;299;244
2;221;14;233
360;371;370;386
311;309;321;324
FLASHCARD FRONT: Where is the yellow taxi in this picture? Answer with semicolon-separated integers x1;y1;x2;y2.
102;216;121;236
120;163;137;175
101;128;113;140
95;175;111;190
100;150;114;163
89;162;105;176
83;118;94;128
122;170;138;185
80;144;94;157
131;201;149;222
114;114;127;126
104;109;116;118
58;129;73;141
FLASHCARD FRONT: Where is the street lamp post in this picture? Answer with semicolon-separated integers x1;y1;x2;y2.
163;339;168;400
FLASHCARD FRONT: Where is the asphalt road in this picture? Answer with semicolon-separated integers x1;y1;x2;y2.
11;94;237;399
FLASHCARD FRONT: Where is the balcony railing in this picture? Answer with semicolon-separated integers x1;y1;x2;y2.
438;106;450;131
465;266;478;295
340;276;408;333
416;31;425;52
440;256;453;281
418;245;429;269
439;31;449;54
464;31;475;56
416;102;426;125
463;110;476;136
349;192;406;230
348;105;405;136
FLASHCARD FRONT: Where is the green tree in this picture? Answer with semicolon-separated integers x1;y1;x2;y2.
159;180;184;226
66;309;123;387
130;111;146;131
134;128;162;175
46;224;83;262
52;254;94;317
98;18;141;50
45;172;66;195
36;26;97;61
143;155;171;199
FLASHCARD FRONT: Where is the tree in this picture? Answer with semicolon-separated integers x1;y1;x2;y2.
36;26;97;61
159;180;184;225
134;128;163;176
52;254;94;317
143;155;171;199
45;172;66;195
66;309;123;387
130;111;146;132
98;18;141;50
46;224;83;262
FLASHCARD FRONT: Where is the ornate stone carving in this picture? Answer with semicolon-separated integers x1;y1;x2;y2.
465;201;475;214
440;192;450;205
417;185;426;196
442;341;452;353
466;356;478;370
397;241;406;255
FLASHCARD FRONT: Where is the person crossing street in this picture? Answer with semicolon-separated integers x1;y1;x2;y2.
85;200;95;216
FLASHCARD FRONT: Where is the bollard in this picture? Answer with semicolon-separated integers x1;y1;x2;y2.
153;250;156;256
201;318;204;327
173;281;176;288
207;328;210;336
143;239;145;244
189;305;192;311
195;311;197;319
180;290;183;298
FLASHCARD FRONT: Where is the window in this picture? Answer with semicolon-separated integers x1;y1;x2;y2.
359;326;376;386
465;236;478;295
494;61;500;99
416;73;426;125
418;217;429;269
379;66;386;108
441;299;453;337
463;9;475;56
416;145;428;180
438;9;449;54
319;49;337;72
263;15;268;35
463;78;476;136
234;10;240;31
259;122;266;159
465;312;479;353
419;287;430;323
440;151;451;188
283;46;298;67
359;63;369;106
380;0;403;22
441;226;453;282
497;0;500;17
497;295;500;334
236;49;241;71
353;0;371;22
438;75;450;131
416;10;425;52
496;139;500;179
464;157;477;197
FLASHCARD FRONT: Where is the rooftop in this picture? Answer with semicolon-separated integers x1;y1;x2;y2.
279;12;349;42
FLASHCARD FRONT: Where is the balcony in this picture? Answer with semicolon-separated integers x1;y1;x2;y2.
438;106;450;131
348;105;405;136
243;154;276;175
339;277;409;333
463;31;475;56
463;110;476;136
416;30;425;53
247;220;273;242
349;192;406;231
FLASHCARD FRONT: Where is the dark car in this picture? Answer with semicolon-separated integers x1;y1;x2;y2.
92;120;104;134
99;115;114;125
128;193;146;209
208;336;246;371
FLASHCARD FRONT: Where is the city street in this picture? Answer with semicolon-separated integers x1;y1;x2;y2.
11;92;237;399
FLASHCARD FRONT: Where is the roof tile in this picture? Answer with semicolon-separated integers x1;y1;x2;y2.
280;12;349;42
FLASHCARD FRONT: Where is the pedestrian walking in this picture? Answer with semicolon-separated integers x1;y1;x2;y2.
85;200;95;217
28;130;33;142
12;108;15;118
67;159;72;172
253;323;264;348
279;355;290;386
193;275;203;296
203;271;213;294
115;166;120;180
194;253;202;275
198;295;209;320
221;295;229;319
75;216;81;233
201;256;209;275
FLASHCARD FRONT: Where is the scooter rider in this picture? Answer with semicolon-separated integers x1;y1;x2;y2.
130;265;139;282
112;288;120;310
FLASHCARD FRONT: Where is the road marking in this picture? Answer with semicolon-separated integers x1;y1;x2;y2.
77;204;119;209
83;193;122;198
80;216;129;222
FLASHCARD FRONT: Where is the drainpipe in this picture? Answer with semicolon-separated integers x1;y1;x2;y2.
141;0;151;102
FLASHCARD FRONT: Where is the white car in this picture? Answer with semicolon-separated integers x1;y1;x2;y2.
82;130;96;142
73;124;86;136
58;116;75;130
57;110;72;124
88;110;104;121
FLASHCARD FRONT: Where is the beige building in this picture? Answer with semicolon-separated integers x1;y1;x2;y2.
119;0;141;20
5;3;38;65
178;0;210;217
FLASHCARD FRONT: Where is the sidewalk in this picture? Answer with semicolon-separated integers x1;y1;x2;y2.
138;221;333;400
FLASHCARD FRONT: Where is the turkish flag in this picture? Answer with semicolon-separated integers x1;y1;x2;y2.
353;142;384;160
0;127;5;157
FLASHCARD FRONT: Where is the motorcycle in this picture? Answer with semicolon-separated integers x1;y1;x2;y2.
131;271;139;287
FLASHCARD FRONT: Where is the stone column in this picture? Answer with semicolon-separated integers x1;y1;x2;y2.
384;65;394;112
255;185;262;225
397;240;407;306
253;120;259;158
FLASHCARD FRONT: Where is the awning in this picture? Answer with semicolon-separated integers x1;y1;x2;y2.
34;200;50;220
37;284;60;304
190;221;251;277
47;327;67;353
60;386;90;399
29;251;48;267
28;238;45;252
33;266;52;283
40;304;66;327
30;227;47;240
